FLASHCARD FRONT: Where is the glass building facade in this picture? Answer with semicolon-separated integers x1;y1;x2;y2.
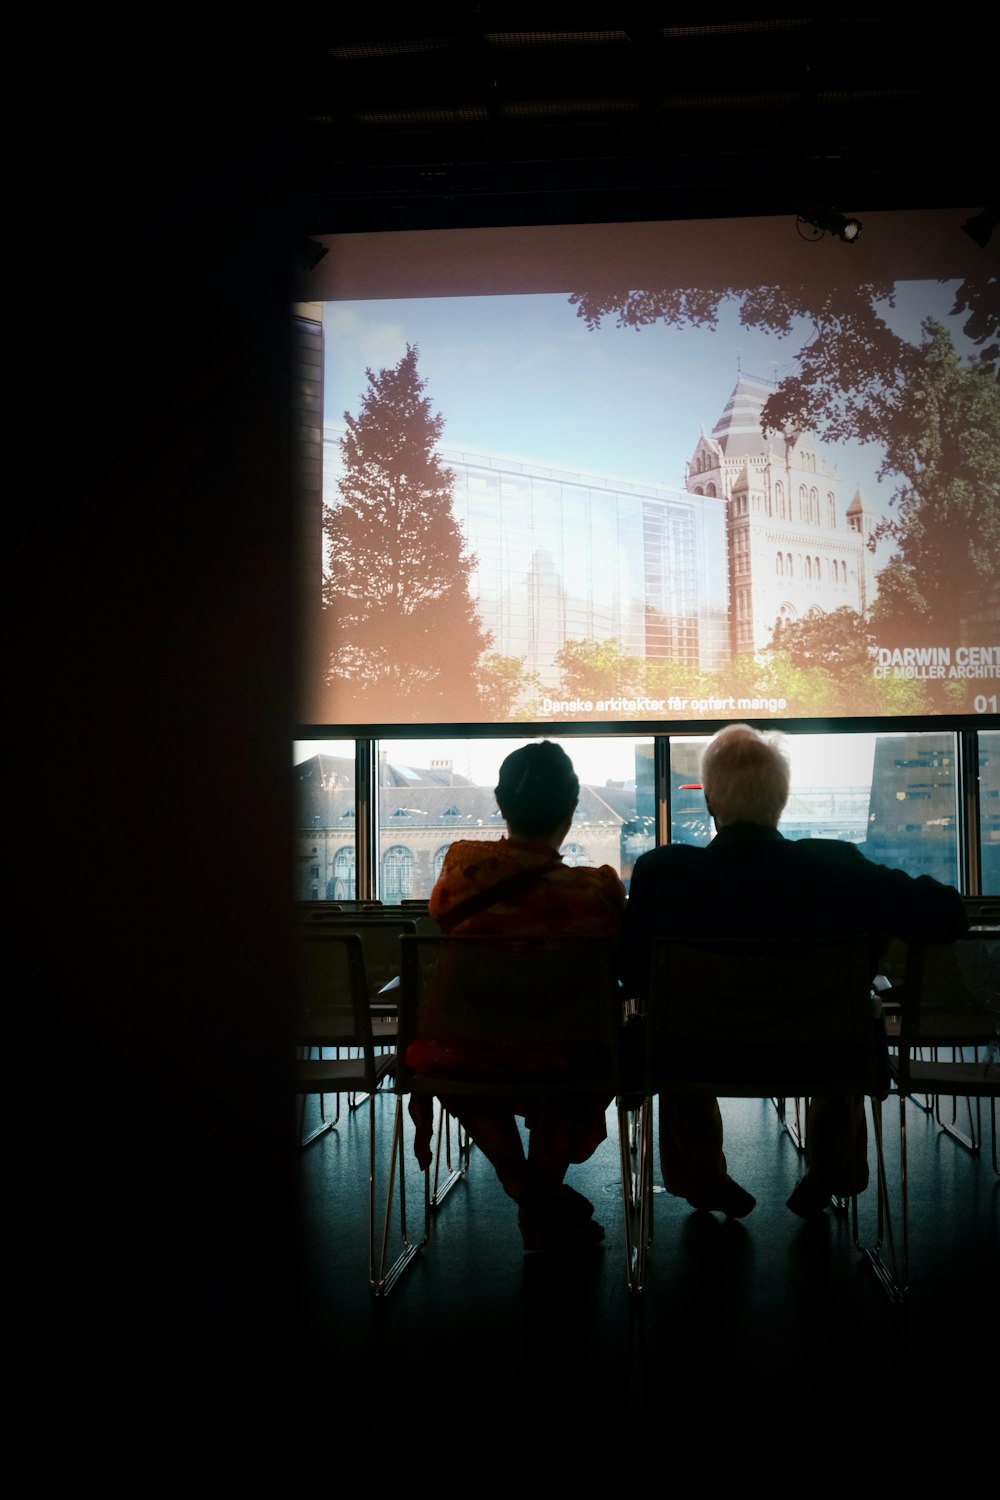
443;447;728;688
319;425;730;695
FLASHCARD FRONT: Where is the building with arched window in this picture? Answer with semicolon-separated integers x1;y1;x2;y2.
294;751;636;899
686;371;878;654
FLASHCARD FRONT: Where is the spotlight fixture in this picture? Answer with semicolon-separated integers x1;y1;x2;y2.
794;199;863;243
961;207;998;249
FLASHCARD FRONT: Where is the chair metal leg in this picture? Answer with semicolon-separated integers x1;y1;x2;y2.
855;1093;907;1305
617;1097;639;1293
371;1095;428;1297
429;1106;470;1209
297;1050;342;1147
935;1090;980;1152
770;1094;807;1153
932;1045;986;1153
299;1097;339;1148
618;1094;652;1295
788;1095;808;1153
909;1047;935;1115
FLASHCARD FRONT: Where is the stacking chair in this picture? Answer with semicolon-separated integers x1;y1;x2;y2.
297;928;398;1145
881;920;999;1151
296;912;404;1128
297;909;419;1000
295;930;421;1296
390;932;629;1280
621;933;896;1300
881;932;999;1299
297;908;471;1195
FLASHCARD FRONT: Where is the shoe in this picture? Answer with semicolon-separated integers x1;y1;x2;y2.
686;1176;756;1218
557;1185;596;1221
503;1166;592;1219
519;1215;606;1256
518;1198;606;1254
787;1177;834;1219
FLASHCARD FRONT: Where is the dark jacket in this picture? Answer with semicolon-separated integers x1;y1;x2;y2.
619;822;969;998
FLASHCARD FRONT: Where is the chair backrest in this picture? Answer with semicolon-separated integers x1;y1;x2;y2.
900;931;999;1011
645;933;881;1099
297;899;383;920
396;933;624;1097
888;933;1000;1095
300;902;382;918
297;912;422;995
298;931;376;1050
962;894;1000;929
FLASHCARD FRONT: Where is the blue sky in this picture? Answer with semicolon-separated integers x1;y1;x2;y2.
323;279;968;532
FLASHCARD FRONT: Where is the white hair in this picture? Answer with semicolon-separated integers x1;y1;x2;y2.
700;724;790;828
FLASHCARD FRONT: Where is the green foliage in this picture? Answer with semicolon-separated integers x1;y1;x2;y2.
554;637;644;699
321;344;491;720
765;607;936;712
867;320;1000;645
767;649;930;715
550;624;934;718
475;652;538;718
949;275;1000;376
770;606;875;673
569;281;917;451
569;284;1000;656
643;658;714;702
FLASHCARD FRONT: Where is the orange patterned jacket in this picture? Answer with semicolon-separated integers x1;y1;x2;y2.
406;836;626;1168
429;835;626;937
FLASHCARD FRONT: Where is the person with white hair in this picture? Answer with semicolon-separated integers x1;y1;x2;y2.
619;723;968;1219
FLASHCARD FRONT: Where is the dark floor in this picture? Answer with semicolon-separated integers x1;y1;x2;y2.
296;1086;998;1441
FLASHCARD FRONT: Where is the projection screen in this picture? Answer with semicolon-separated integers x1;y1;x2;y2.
294;209;999;732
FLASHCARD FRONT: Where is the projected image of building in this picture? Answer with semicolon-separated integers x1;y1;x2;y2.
316;366;878;702
444;447;728;689
685;371;878;656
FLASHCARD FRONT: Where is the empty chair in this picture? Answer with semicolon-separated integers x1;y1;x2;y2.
882;932;999;1299
298;928;397;1145
295;930;421;1295
297;910;420;1010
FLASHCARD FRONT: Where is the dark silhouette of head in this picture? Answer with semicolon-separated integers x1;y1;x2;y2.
495;741;580;840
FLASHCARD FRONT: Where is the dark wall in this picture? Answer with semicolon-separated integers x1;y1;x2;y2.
16;33;300;1426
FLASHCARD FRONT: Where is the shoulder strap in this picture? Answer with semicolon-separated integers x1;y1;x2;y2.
442;860;561;928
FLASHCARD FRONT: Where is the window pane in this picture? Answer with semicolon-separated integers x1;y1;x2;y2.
376;736;653;898
293;739;355;901
866;732;960;886
668;735;713;847
381;845;416;903
669;729;961;886
979;730;1000;894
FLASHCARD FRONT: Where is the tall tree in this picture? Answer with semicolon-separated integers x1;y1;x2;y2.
321;344;490;721
867;319;1000;646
